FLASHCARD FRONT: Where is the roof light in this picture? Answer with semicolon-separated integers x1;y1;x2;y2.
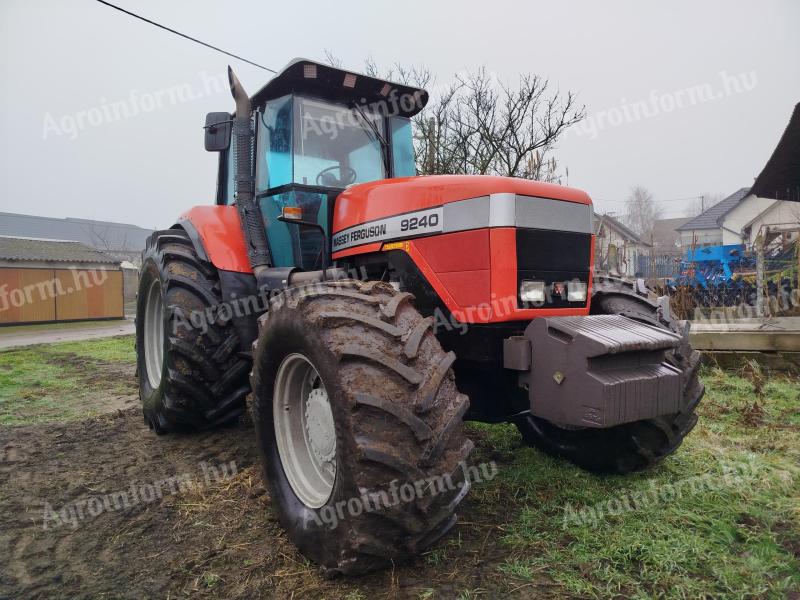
303;64;317;79
379;83;392;97
343;73;357;88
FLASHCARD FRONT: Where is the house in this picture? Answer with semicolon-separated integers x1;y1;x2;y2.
0;236;124;325
675;188;759;247
647;217;691;251
0;212;153;267
741;200;800;246
676;186;798;250
593;213;650;278
676;102;800;252
743;101;800;246
750;101;800;203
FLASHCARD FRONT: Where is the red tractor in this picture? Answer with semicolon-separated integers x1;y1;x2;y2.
136;59;703;574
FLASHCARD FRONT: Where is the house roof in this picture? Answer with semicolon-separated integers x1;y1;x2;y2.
0;236;120;265
0;212;153;252
593;212;650;246
751;102;800;202
676;188;751;231
647;217;691;248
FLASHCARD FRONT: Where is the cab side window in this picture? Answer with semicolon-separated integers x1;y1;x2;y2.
218;147;236;205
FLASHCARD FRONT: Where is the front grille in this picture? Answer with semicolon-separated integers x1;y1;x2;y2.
516;228;591;308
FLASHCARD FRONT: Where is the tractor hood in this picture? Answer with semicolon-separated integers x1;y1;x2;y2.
332;175;593;251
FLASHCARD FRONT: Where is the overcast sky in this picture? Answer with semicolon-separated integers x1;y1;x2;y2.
1;0;798;229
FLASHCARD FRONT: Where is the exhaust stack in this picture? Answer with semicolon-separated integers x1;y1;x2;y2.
228;66;272;284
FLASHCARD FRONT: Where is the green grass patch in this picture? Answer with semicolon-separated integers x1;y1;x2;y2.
51;336;137;363
0;335;136;425
467;366;800;599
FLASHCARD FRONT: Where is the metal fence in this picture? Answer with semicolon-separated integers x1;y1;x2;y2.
636;253;683;279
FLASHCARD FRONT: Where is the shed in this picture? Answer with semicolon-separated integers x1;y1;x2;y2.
0;236;124;324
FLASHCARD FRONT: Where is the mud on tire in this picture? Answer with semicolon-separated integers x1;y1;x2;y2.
136;229;250;434
250;280;473;575
516;278;705;474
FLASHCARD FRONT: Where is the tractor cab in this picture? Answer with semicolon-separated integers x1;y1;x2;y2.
207;59;427;270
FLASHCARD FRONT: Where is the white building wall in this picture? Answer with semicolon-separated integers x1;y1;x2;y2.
745;201;800;245
720;195;776;245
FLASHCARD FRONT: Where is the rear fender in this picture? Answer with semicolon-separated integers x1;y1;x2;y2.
174;206;259;351
176;206;252;274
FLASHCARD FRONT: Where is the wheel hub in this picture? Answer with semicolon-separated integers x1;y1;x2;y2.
305;388;336;464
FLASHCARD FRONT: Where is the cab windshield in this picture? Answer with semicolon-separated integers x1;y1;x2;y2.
294;97;386;187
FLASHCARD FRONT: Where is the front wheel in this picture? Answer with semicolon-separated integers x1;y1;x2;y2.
250;280;473;575
516;279;704;474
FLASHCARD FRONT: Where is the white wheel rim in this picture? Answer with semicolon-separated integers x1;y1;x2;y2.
143;279;165;389
273;353;336;508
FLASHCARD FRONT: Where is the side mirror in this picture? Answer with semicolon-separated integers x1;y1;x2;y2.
204;112;231;152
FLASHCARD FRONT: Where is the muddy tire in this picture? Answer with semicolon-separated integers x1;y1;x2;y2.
516;279;704;474
136;229;250;434
250;279;473;575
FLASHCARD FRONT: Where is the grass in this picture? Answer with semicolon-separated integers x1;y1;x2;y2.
466;365;800;599
0;336;797;597
0;335;136;425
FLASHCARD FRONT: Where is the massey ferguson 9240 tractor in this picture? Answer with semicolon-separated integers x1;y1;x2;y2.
136;59;703;574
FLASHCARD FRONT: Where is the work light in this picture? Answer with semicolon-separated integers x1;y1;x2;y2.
567;281;588;302
520;280;546;303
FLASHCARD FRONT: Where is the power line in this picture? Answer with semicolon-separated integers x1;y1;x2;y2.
595;195;704;204
95;0;276;73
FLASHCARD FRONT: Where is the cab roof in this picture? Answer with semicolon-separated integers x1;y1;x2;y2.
250;58;429;117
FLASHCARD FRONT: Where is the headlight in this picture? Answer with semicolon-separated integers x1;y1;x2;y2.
520;280;545;303
567;281;588;302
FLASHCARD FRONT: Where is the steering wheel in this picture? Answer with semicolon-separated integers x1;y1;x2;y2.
316;165;357;187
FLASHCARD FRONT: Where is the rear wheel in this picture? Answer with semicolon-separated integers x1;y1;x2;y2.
251;280;473;575
136;229;250;433
516;279;704;474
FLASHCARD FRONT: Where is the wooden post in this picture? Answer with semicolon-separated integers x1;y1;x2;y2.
755;229;766;317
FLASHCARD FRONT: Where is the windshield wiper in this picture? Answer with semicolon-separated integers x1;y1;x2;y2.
350;102;390;173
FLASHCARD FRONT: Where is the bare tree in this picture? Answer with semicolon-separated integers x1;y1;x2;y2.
624;186;662;236
416;69;583;182
684;193;723;217
323;49;343;68
81;223;125;251
329;55;585;182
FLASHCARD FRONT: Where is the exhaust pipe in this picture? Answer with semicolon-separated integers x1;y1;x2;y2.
228;66;272;285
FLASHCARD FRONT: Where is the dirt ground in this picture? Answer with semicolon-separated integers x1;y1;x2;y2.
2;342;798;599
0;378;517;599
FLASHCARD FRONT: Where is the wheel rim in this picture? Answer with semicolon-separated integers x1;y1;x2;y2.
273;353;336;508
143;279;165;389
